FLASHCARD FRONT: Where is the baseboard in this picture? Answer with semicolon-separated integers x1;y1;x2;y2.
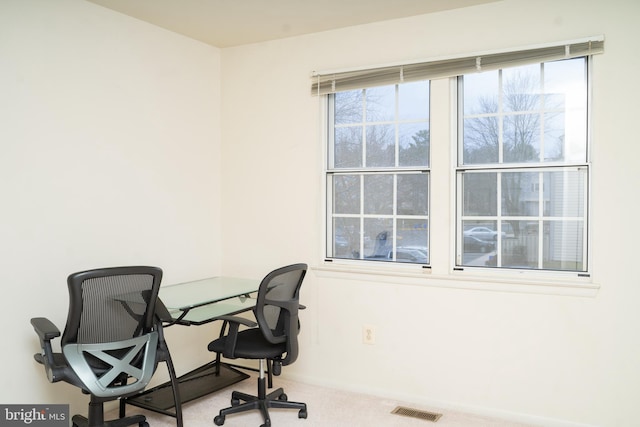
282;372;598;427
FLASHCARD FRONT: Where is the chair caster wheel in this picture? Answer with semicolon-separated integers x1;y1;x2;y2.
278;393;288;401
214;415;225;425
231;398;240;406
299;409;308;419
139;422;149;427
260;421;271;427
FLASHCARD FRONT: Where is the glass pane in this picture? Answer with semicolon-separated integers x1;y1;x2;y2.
363;218;393;259
503;113;540;163
545;58;587;163
545;58;586;107
397;174;428;215
463;116;499;164
398;81;429;120
501;172;539;216
334;126;362;168
332;175;360;214
399;123;429;167
543;111;566;162
332;217;361;259
396;219;429;264
363;175;393;215
463;172;497;216
563;115;588;164
462;220;497;267
335;90;363;125
543;170;586;217
501;219;538;269
366;86;395;122
543;220;584;271
503;63;541;112
366;124;395;167
463;71;499;115
462;238;496;266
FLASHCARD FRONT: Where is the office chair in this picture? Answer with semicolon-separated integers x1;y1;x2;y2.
31;266;181;427
208;263;308;427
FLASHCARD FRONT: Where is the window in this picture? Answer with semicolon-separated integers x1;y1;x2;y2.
315;37;602;280
457;57;589;273
326;81;430;265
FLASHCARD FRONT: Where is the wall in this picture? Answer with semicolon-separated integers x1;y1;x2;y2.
219;1;640;426
0;0;223;416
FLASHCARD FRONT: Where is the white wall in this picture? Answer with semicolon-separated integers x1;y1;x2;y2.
0;0;223;416
219;1;640;426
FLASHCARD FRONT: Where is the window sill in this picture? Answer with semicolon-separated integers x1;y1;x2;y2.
312;261;599;297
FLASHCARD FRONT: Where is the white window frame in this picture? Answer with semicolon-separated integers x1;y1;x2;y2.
314;38;602;295
323;83;431;269
454;57;592;279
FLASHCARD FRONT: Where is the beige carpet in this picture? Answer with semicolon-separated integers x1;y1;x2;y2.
110;373;535;427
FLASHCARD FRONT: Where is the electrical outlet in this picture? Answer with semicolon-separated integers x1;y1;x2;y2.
362;325;376;345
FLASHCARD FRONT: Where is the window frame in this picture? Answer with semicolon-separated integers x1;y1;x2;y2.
324;82;432;268
453;56;593;278
316;40;600;293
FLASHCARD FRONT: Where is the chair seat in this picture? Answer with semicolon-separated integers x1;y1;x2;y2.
208;329;286;360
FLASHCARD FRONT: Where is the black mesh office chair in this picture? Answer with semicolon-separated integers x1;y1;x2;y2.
208;263;308;427
31;266;181;427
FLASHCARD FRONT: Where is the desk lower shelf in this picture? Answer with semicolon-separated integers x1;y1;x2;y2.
125;361;249;416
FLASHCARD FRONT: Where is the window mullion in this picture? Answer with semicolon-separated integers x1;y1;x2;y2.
359;174;364;260
539;63;546;163
538;171;544;269
496;171;502;267
498;69;504;164
361;89;367;168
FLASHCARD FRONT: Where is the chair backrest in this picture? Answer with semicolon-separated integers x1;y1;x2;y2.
60;266;162;398
62;266;162;345
254;263;307;366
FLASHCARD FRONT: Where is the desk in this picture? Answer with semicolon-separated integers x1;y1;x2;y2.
123;276;261;425
161;277;259;325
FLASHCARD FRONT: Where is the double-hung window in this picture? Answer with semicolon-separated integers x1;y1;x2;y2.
326;82;430;265
315;37;602;277
457;57;590;273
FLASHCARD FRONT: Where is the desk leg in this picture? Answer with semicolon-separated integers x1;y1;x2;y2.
214;319;229;376
165;347;184;427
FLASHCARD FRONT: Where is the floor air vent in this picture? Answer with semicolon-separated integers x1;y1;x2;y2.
391;406;443;422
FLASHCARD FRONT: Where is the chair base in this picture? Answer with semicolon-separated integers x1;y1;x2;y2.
213;362;307;427
72;400;148;427
72;414;148;427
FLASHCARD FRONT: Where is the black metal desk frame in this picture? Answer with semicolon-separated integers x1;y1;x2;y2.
122;277;260;427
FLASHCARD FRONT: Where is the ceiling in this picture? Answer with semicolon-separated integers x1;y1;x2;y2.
84;0;500;48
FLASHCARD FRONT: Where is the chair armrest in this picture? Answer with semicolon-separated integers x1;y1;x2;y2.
217;315;257;328
216;316;257;359
31;317;61;342
30;317;62;382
